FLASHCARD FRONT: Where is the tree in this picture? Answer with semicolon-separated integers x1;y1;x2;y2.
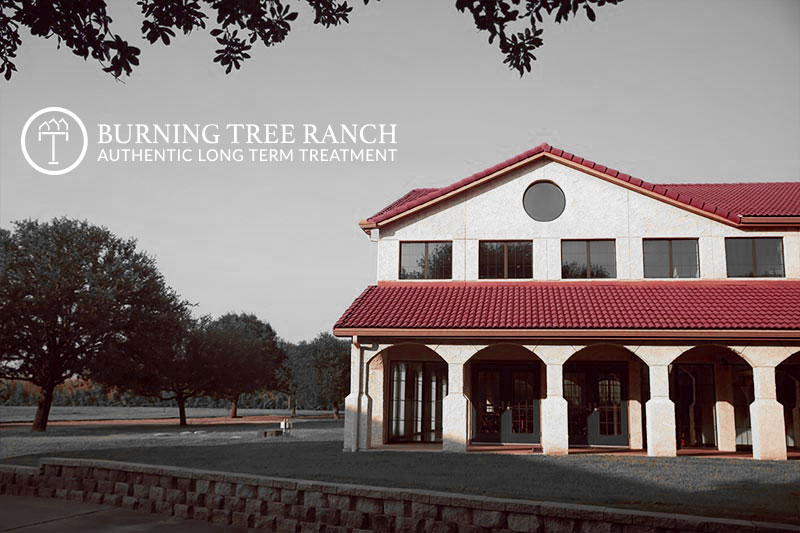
203;312;285;417
309;332;349;419
278;339;323;415
0;0;622;81
91;305;213;426
0;218;177;431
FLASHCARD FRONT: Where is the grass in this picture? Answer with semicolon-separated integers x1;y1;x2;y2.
4;435;800;525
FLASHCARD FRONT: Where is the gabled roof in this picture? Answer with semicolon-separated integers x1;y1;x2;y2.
333;281;800;339
360;143;800;231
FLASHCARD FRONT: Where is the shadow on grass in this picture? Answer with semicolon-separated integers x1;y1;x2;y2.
4;440;800;524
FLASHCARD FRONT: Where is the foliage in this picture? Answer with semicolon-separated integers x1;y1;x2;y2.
0;0;622;81
202;312;286;409
310;332;349;416
90;302;214;425
0;217;178;430
278;338;328;410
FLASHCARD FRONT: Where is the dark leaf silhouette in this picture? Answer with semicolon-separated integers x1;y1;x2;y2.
0;0;621;81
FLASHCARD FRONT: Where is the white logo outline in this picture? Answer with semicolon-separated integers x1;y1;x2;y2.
21;107;88;175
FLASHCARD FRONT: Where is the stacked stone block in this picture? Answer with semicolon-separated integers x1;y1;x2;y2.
0;460;796;532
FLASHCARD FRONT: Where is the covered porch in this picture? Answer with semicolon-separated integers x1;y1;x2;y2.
343;340;800;460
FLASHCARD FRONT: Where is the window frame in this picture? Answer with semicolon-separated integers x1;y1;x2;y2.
478;240;533;280
560;239;617;279
398;240;453;280
642;238;700;279
724;237;785;278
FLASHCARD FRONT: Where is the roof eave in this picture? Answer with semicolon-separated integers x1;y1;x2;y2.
740;216;800;226
332;327;800;342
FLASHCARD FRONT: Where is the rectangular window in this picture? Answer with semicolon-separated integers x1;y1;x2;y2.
399;241;452;279
478;241;533;279
725;238;784;277
561;240;616;279
643;239;699;278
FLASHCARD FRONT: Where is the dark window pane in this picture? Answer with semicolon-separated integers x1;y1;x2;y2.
428;242;452;279
479;242;504;279
589;240;616;278
725;238;754;277
644;239;699;278
507;242;533;279
643;240;670;278
400;242;426;279
480;241;532;279
561;241;588;278
671;239;699;278
754;238;784;277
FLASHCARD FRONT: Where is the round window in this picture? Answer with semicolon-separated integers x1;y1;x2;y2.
522;181;565;222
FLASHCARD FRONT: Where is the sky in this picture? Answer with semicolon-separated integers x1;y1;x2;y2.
1;0;799;342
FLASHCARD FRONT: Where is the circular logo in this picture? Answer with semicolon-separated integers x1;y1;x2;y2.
20;107;88;175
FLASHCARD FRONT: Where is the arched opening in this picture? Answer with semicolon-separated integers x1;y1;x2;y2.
564;344;644;448
669;345;753;453
777;351;800;450
376;343;448;445
464;344;543;446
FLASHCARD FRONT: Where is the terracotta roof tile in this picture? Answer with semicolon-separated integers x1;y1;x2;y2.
334;281;800;330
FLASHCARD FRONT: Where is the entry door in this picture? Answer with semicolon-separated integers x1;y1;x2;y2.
564;365;628;447
473;365;539;444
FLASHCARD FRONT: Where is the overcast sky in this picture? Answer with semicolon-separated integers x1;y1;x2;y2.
1;0;798;342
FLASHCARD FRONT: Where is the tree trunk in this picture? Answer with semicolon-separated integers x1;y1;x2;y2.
230;396;239;418
177;394;188;426
332;404;340;420
291;392;297;417
32;383;55;432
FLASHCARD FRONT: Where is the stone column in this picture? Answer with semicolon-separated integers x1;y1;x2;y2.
627;359;644;450
731;346;793;460
792;379;800;449
541;363;569;455
343;342;369;452
626;346;686;457
645;364;677;457
368;356;385;448
713;362;737;452
528;345;581;456
442;361;470;452
750;366;787;460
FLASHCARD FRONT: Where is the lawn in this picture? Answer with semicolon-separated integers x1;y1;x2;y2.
3;420;799;525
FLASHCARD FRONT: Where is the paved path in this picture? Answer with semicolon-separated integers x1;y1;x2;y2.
0;496;242;532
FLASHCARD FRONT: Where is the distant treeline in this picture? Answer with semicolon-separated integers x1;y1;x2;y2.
0;379;292;410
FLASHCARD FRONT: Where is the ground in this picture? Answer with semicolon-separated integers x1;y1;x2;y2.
0;495;239;532
1;408;799;525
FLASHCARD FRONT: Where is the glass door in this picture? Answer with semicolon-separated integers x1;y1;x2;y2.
389;361;448;443
472;364;540;444
565;364;628;447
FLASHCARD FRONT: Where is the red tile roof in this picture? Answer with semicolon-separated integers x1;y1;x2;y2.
334;281;800;331
365;143;800;226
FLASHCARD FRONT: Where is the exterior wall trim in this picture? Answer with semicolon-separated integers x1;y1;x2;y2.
333;327;800;342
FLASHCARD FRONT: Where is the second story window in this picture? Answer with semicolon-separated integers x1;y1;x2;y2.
725;237;785;277
400;241;452;279
643;239;699;278
561;240;616;279
479;241;533;279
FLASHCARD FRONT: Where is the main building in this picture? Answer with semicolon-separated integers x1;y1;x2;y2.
334;143;800;460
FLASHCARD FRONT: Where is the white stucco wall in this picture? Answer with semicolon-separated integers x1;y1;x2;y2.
375;160;800;281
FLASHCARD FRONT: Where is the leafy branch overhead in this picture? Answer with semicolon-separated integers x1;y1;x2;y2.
0;0;622;81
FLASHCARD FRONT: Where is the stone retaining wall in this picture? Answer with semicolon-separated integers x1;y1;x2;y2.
0;459;797;532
